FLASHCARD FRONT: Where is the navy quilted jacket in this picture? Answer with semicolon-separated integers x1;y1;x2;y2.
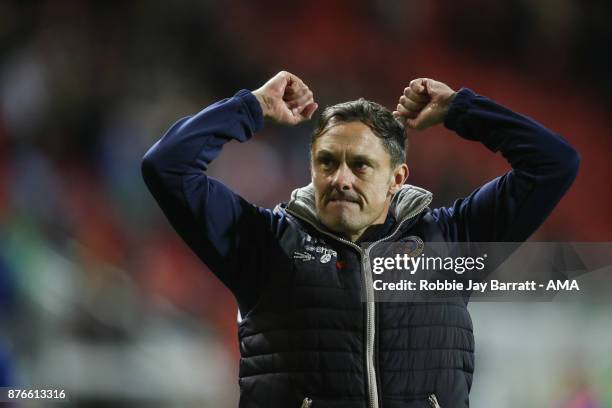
142;88;579;408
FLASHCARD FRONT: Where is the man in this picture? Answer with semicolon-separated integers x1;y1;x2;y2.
142;71;579;407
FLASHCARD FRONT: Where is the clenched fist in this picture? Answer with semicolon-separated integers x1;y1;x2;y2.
393;78;457;130
252;71;318;125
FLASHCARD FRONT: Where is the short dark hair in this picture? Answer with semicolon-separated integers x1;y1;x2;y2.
311;98;407;167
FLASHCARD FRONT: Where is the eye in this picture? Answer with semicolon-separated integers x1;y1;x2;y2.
353;161;369;171
316;156;335;170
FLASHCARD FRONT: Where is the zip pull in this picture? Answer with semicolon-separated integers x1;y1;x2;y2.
428;394;441;408
301;397;313;408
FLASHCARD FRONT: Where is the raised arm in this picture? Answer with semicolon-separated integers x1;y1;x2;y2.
141;71;317;305
394;78;580;242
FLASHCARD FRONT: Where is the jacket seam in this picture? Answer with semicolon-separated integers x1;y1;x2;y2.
379;347;474;352
241;369;362;379
379;324;473;332
292;283;361;291
241;327;363;339
242;349;361;358
381;367;474;373
382;302;467;309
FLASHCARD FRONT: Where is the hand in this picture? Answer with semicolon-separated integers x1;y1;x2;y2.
252;71;318;125
393;78;457;130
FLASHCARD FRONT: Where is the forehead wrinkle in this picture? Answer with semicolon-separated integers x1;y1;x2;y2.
314;123;384;155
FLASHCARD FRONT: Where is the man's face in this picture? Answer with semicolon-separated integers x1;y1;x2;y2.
311;121;407;241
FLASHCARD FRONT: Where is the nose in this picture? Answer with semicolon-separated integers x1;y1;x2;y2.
330;163;355;191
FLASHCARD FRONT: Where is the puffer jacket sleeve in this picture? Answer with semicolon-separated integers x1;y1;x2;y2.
141;89;277;309
431;88;580;242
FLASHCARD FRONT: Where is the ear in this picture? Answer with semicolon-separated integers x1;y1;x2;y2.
389;163;409;195
309;150;315;182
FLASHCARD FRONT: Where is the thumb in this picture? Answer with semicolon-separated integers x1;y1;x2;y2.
417;78;430;97
301;102;318;120
269;70;294;95
409;78;429;96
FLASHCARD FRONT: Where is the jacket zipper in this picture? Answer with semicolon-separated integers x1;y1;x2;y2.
287;196;432;408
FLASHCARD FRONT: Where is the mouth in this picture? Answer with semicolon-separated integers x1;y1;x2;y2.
327;198;360;207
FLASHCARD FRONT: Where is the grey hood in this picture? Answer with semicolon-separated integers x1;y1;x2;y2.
285;183;433;230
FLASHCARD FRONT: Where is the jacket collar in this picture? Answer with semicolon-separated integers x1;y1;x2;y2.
285;183;433;233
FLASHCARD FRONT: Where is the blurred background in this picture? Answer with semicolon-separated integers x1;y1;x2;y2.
0;0;611;407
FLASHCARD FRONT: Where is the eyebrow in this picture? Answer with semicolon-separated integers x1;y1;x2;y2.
314;149;378;166
351;154;375;164
314;149;336;159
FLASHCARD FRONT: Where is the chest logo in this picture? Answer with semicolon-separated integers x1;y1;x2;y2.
294;238;338;263
320;253;332;264
405;235;425;257
293;252;315;262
